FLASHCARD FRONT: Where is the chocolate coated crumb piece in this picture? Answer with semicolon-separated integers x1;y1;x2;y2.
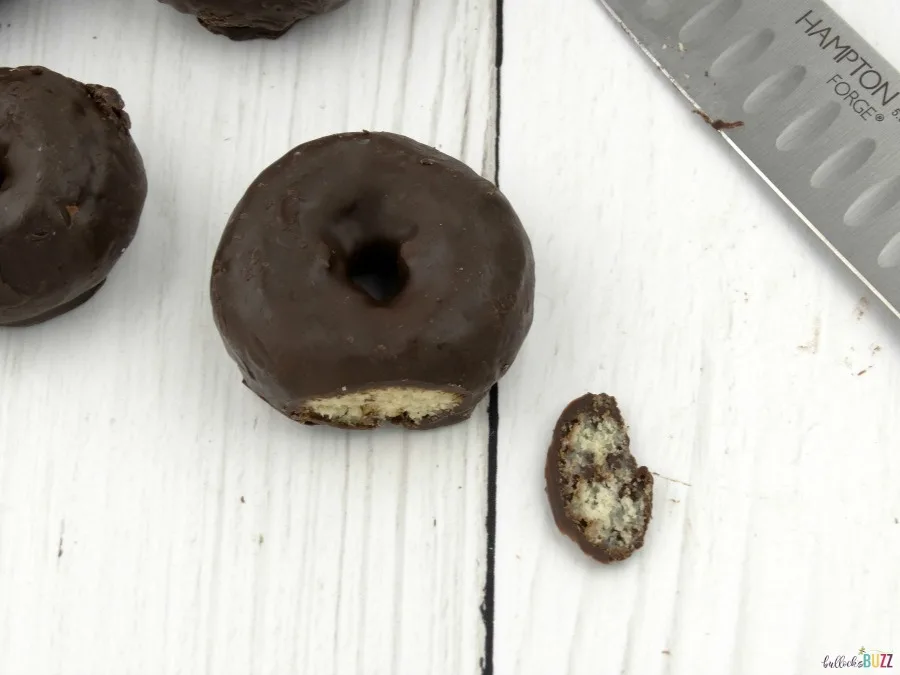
693;109;745;131
545;394;654;563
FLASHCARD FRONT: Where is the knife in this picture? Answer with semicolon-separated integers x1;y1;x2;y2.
599;0;900;318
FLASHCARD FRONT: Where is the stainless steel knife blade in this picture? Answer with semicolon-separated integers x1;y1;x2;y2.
600;0;900;318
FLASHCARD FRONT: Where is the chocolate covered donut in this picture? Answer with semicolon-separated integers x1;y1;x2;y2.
211;131;535;430
158;0;352;41
0;66;147;327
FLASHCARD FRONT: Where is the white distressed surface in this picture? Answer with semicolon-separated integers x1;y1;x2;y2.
498;1;900;674
0;1;495;673
4;0;900;673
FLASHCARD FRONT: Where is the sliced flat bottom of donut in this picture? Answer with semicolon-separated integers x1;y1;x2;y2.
196;14;292;41
299;387;463;429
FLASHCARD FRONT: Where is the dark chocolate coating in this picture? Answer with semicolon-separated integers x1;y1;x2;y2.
0;66;147;327
211;131;535;430
545;393;654;563
158;0;352;40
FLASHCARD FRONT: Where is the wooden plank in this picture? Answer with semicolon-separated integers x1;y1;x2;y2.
496;1;900;673
0;0;496;672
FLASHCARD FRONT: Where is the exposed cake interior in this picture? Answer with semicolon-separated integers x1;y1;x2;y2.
301;386;462;427
558;406;652;554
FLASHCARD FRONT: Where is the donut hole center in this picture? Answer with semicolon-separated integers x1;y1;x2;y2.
346;239;409;305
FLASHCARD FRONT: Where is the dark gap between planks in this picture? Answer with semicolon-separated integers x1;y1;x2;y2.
481;1;504;674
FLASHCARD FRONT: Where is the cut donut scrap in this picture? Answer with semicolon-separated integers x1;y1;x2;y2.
545;393;654;563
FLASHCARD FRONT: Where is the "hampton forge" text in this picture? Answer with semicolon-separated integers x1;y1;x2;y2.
796;10;899;109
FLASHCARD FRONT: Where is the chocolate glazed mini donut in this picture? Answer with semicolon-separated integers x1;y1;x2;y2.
211;131;535;430
0;66;147;327
158;0;352;41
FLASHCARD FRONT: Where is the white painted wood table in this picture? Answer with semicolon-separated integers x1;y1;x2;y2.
1;1;898;673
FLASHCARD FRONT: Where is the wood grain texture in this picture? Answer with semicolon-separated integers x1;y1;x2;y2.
496;1;900;674
0;1;496;673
